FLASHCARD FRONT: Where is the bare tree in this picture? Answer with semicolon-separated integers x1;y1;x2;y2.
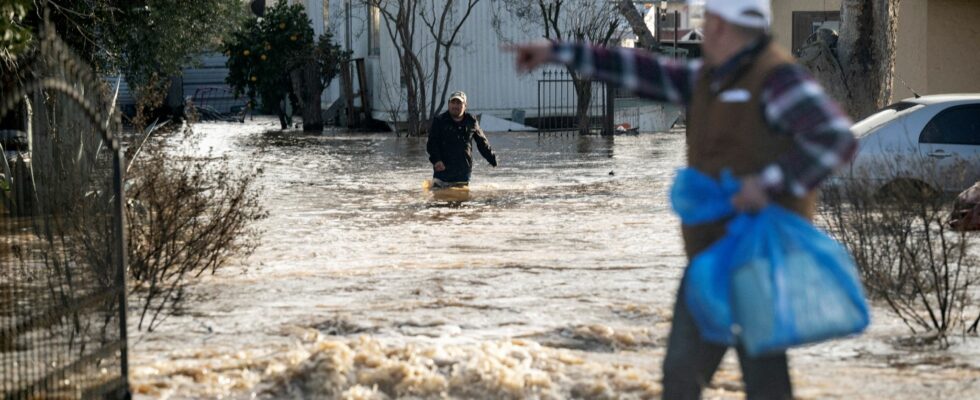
820;156;979;345
800;0;900;120
362;0;481;136
616;0;656;50
493;0;624;133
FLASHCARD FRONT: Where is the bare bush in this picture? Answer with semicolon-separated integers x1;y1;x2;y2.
820;156;980;345
124;121;267;331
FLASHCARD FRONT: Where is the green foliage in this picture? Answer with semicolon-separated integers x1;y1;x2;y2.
102;0;249;92
5;1;246;110
224;3;349;114
0;0;31;60
225;3;315;114
314;30;351;88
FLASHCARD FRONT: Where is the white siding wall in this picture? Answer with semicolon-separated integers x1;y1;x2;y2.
241;1;552;123
370;1;544;124
323;0;372;107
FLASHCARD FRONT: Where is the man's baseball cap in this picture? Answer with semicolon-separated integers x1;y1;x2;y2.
449;91;467;103
703;0;771;29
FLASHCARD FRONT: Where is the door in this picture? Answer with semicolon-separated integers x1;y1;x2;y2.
917;104;980;191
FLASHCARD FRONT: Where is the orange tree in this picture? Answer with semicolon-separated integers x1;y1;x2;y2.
224;3;313;129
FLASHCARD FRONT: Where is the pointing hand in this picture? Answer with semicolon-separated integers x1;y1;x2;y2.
502;39;553;74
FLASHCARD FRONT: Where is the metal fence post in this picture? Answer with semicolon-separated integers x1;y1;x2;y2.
604;83;614;135
113;143;130;399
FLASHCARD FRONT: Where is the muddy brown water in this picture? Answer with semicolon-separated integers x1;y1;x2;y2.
129;118;980;399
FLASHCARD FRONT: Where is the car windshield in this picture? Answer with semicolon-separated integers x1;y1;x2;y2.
852;101;924;138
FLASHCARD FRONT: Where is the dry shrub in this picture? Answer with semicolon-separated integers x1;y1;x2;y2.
820;155;980;345
125;121;267;331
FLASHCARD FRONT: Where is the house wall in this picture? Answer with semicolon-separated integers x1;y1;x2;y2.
770;0;937;103
894;0;927;100
926;0;980;96
770;0;841;52
325;0;372;107
370;1;546;124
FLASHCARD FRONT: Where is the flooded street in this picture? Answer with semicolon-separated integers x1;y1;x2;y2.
130;118;980;399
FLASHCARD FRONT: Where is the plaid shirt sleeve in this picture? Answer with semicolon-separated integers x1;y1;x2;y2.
758;64;858;197
552;42;701;106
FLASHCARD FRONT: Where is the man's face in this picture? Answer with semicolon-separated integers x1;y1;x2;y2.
448;98;466;118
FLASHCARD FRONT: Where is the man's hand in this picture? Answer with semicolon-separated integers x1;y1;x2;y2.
731;176;769;213
433;161;446;172
502;40;553;74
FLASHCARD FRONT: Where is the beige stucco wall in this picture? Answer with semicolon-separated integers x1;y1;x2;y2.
893;0;928;101
769;0;955;103
927;0;980;96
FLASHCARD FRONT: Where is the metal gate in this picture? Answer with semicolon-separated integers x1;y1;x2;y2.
537;69;613;134
189;86;250;122
1;26;129;400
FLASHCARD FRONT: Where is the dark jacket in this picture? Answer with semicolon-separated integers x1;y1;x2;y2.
426;112;497;182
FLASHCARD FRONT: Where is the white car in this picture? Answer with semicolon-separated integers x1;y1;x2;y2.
843;94;980;194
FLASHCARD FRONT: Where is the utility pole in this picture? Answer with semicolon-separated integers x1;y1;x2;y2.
656;1;667;52
674;10;679;58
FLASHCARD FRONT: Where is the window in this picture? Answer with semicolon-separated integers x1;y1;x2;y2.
369;4;380;56
919;105;980;145
791;11;841;56
322;0;329;32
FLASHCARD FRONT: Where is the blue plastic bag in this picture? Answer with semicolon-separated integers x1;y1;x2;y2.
670;168;741;224
671;168;870;356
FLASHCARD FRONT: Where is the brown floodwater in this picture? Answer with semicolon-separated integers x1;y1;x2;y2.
129;118;980;399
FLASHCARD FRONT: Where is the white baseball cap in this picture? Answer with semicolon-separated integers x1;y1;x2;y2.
449;91;467;103
703;0;771;29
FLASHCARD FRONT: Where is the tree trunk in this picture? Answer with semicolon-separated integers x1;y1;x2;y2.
402;57;423;136
800;0;901;120
275;101;289;130
617;0;656;50
574;79;592;134
296;60;324;132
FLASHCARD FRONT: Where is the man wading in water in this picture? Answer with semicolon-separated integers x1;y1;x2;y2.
506;0;857;398
426;91;498;188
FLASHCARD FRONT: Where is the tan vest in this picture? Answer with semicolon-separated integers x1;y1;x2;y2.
681;42;817;258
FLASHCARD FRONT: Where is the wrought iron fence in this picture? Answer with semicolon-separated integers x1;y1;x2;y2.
0;25;129;400
537;69;612;135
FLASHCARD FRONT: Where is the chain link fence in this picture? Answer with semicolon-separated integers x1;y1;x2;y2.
1;25;129;400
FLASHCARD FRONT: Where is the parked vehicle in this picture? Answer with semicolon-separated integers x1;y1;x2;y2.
840;94;980;195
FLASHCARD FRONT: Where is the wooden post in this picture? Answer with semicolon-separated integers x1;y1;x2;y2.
339;59;358;128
